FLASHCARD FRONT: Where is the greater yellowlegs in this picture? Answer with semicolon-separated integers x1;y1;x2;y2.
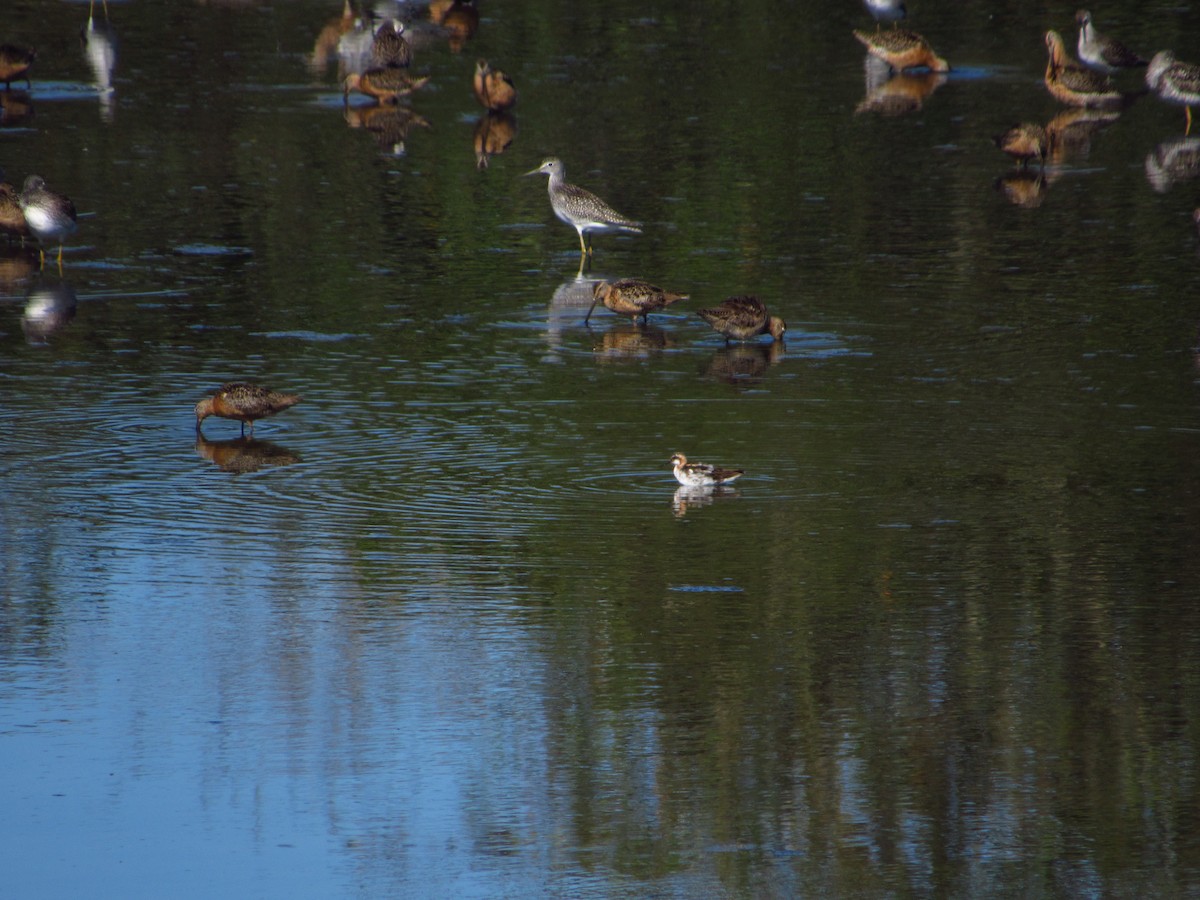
1075;10;1146;73
343;67;429;103
371;19;411;68
525;157;642;257
473;59;517;111
18;175;77;269
669;453;744;488
853;28;949;73
195;382;302;436
993;123;1048;167
1044;30;1120;107
697;295;787;343
864;0;905;29
586;278;688;325
1147;51;1200;135
0;45;35;90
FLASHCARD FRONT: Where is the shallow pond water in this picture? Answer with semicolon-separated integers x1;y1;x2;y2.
3;0;1200;896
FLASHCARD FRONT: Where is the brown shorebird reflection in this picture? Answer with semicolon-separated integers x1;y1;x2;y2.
1145;137;1200;193
21;280;77;345
194;435;301;475
0;245;38;289
429;0;478;53
994;170;1048;209
704;341;786;387
473;111;517;170
592;323;674;363
856;54;946;115
1044;106;1120;164
344;103;429;156
671;484;740;519
310;0;356;73
0;89;33;125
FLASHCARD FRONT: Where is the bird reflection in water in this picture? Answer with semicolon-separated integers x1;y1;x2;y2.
1044;106;1120;164
21;280;77;345
0;245;38;289
1145;137;1200;193
856;54;945;116
344;102;429;155
429;0;478;53
0;90;33;127
82;0;116;122
591;323;673;362
473;111;517;170
994;170;1048;209
671;485;740;519
194;435;301;475
704;341;786;387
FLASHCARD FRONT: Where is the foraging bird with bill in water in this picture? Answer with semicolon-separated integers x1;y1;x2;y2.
194;382;302;436
993;123;1047;168
586;278;688;325
525;157;642;258
698;295;787;343
670;452;744;488
0;44;36;90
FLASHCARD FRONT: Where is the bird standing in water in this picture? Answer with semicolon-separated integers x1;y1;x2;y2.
194;382;303;436
18;175;77;269
525;157;642;258
697;296;787;343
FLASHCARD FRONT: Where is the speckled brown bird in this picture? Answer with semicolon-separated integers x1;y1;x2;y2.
697;295;787;343
993;123;1047;167
0;45;36;90
371;19;412;68
19;175;77;269
194;382;302;436
1044;30;1121;107
853;28;948;73
586;278;688;325
0;178;30;241
343;67;429;103
1147;51;1200;135
473;59;517;111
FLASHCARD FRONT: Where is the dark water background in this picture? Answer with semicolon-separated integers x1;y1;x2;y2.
3;0;1200;896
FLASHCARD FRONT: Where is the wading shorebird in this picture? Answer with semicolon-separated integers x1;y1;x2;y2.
0;44;36;90
993;123;1048;167
1146;51;1200;135
343;67;429;103
525;157;642;258
586;278;688;325
18;175;77;269
1075;10;1146;73
697;295;787;343
473;59;517;111
194;382;302;436
1044;30;1121;107
371;19;412;68
852;28;949;73
669;452;744;488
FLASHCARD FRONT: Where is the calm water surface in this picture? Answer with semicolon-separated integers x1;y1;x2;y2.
3;0;1200;896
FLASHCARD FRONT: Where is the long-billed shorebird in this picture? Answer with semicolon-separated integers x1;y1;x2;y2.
1044;29;1121;107
586;278;688;325
993;123;1048;167
853;28;948;73
194;382;302;436
525;157;642;258
698;295;787;343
